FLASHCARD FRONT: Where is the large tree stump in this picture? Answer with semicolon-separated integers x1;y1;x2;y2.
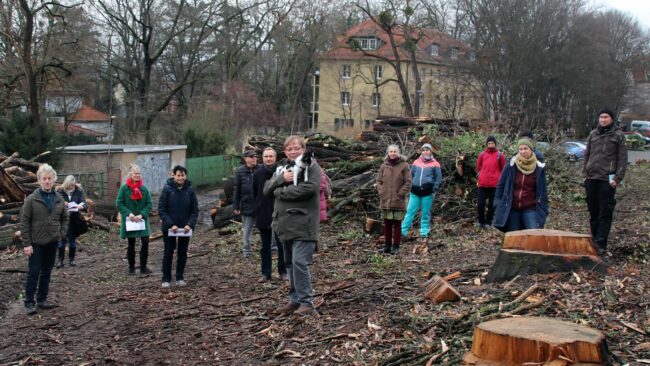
423;275;461;303
486;229;609;283
463;317;610;365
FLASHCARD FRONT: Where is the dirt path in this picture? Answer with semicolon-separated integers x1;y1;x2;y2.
0;165;648;365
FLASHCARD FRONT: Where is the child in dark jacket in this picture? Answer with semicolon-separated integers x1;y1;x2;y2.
158;165;199;288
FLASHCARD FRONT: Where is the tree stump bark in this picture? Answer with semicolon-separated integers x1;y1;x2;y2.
423;275;461;304
486;229;609;283
463;317;610;365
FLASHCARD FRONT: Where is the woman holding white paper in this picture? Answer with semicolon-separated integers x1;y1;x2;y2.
157;165;199;288
56;175;86;268
116;164;153;275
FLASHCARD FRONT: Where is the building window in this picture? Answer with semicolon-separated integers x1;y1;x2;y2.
334;118;354;131
358;37;379;50
372;93;381;107
374;65;382;80
364;119;373;129
450;47;459;60
341;92;350;106
342;64;350;79
430;44;439;56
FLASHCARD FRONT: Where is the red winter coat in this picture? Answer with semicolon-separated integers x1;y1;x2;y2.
476;148;506;188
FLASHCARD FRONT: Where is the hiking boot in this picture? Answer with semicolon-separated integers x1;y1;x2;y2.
258;276;270;283
68;260;77;267
280;273;289;281
176;280;187;287
56;260;64;269
274;302;299;315
294;304;317;317
391;246;400;254
128;267;136;275
25;304;37;316
161;282;171;289
140;267;153;275
37;301;55;309
379;245;391;254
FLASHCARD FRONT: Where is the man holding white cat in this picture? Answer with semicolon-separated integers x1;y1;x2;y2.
263;135;321;317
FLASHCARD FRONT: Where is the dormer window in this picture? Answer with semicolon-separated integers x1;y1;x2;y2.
357;37;379;50
430;44;439;56
450;47;459;60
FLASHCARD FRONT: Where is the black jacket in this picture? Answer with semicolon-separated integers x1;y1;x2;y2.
233;164;259;216
158;178;199;231
252;164;276;229
58;186;87;237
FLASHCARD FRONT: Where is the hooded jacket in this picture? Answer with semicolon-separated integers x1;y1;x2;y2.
410;157;442;197
263;160;322;243
477;148;506;188
158;178;199;231
493;157;548;232
20;188;69;246
252;164;276;229
583;124;627;183
377;158;412;210
233;164;259;216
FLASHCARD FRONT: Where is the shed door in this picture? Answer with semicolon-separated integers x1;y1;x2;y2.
135;152;171;193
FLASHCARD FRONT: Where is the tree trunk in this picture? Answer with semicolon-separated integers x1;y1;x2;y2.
463;317;610;365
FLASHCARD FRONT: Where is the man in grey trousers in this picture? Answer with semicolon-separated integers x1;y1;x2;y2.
264;135;321;317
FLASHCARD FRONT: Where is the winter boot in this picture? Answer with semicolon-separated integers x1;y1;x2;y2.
56;248;65;268
68;248;76;267
390;244;400;254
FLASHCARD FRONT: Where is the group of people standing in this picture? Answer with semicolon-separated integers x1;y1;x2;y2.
18;110;626;316
375;108;626;258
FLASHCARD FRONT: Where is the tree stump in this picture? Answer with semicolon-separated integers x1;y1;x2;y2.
463;317;610;365
423;275;460;304
486;229;609;283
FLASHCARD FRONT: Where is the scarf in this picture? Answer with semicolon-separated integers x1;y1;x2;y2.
420;155;433;163
126;178;143;200
515;153;538;175
597;123;614;134
386;157;401;166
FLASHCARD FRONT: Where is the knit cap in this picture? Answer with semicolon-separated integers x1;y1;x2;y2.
421;143;433;151
517;138;535;150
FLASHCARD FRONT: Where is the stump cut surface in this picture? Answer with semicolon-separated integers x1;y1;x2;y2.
468;317;608;365
503;229;597;256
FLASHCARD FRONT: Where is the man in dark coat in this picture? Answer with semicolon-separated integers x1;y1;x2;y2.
233;150;260;257
252;147;287;282
583;108;627;256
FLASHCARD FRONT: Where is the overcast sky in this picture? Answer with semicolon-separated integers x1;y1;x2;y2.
598;0;650;30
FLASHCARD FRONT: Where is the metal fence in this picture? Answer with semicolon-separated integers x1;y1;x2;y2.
186;155;239;187
58;171;105;198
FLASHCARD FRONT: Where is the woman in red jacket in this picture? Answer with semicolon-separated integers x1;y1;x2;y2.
476;136;506;228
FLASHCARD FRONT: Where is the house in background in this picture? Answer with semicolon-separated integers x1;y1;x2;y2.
53;122;107;141
312;19;484;138
620;58;650;127
67;104;113;141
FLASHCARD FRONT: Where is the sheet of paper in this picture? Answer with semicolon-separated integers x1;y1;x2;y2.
125;220;146;231
67;202;79;212
168;229;193;237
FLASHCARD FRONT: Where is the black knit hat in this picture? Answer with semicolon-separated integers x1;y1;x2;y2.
486;135;497;145
598;108;616;120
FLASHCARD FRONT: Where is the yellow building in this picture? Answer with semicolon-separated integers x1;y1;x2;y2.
311;19;484;138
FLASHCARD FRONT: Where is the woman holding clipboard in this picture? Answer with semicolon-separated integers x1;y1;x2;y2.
116;164;153;275
157;165;199;289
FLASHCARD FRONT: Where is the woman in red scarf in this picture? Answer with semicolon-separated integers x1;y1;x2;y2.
116;164;153;275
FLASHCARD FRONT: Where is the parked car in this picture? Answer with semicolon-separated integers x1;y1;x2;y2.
624;132;649;150
558;141;587;161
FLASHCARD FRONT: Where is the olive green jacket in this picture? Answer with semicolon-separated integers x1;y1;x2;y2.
20;188;69;246
116;184;152;239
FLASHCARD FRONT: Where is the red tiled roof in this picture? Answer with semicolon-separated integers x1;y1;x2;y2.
54;123;107;137
320;19;471;64
67;105;110;122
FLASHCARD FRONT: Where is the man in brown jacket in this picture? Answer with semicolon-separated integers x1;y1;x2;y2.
582;108;627;256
